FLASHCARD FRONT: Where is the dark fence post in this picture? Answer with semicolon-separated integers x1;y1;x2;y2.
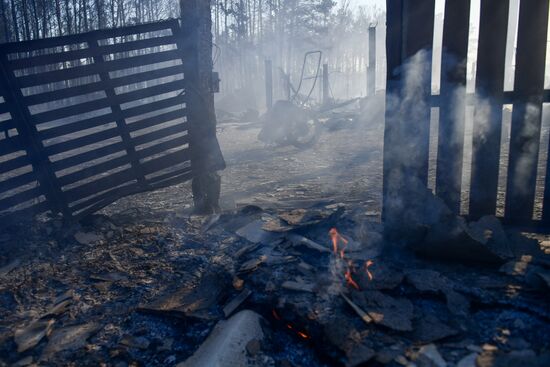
382;0;435;222
179;0;225;213
505;0;549;225
435;0;471;214
265;59;273;110
469;0;509;219
367;26;376;97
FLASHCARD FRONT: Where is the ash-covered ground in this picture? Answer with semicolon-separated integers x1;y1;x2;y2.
1;101;550;367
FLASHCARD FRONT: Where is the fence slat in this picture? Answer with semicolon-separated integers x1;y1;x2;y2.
0;186;42;208
435;0;471;213
506;0;549;223
469;0;510;218
0;155;30;175
0;171;37;194
132;122;187;147
57;154;132;187
24;64;184;106
50;141;127;172
383;0;435;221
44;127;120;156
127;108;186;133
136;135;189;160
31;79;184;125
0;20;177;54
10;35;177;70
64;167;136;202
16;49;181;88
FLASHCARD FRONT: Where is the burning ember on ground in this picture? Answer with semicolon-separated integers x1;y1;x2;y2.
272;309;310;340
329;228;374;290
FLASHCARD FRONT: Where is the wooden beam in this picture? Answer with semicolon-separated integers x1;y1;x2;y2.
383;0;435;221
503;0;549;223
435;0;471;213
469;0;510;218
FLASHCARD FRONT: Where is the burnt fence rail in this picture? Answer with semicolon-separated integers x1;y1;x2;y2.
0;19;218;221
384;0;550;229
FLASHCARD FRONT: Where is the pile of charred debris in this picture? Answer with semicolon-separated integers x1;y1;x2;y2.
0;183;549;367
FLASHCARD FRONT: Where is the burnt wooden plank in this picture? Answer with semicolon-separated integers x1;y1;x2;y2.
136;135;190;160
1;200;50;216
44;127;120;156
16;49;181;88
147;167;192;186
24;64;184;106
57;154;132;187
63;167;136;202
50;141;126;172
383;0;435;221
0;171;37;194
0;136;24;156
469;0;510;218
142;149;191;175
0;20;177;54
9;35;177;70
31;78;184;125
122;93;186;119
132;123;188;147
507;0;549;223
39;112;118;140
69;181;141;214
97;35;177;55
0;155;30;175
435;0;471;213
127;108;186;133
0;186;42;209
8;48;93;70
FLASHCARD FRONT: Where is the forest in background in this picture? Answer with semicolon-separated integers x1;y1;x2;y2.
0;0;384;111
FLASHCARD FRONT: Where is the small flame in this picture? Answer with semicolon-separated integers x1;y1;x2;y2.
365;260;374;281
329;228;374;290
329;227;348;259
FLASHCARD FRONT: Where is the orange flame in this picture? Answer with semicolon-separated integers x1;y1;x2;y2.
365;260;374;281
329;228;374;290
329;227;348;258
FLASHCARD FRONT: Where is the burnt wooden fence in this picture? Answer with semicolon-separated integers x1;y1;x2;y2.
384;0;550;228
0;19;224;221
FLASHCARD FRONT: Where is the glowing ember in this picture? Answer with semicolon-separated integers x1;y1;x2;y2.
329;228;374;290
272;309;310;340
